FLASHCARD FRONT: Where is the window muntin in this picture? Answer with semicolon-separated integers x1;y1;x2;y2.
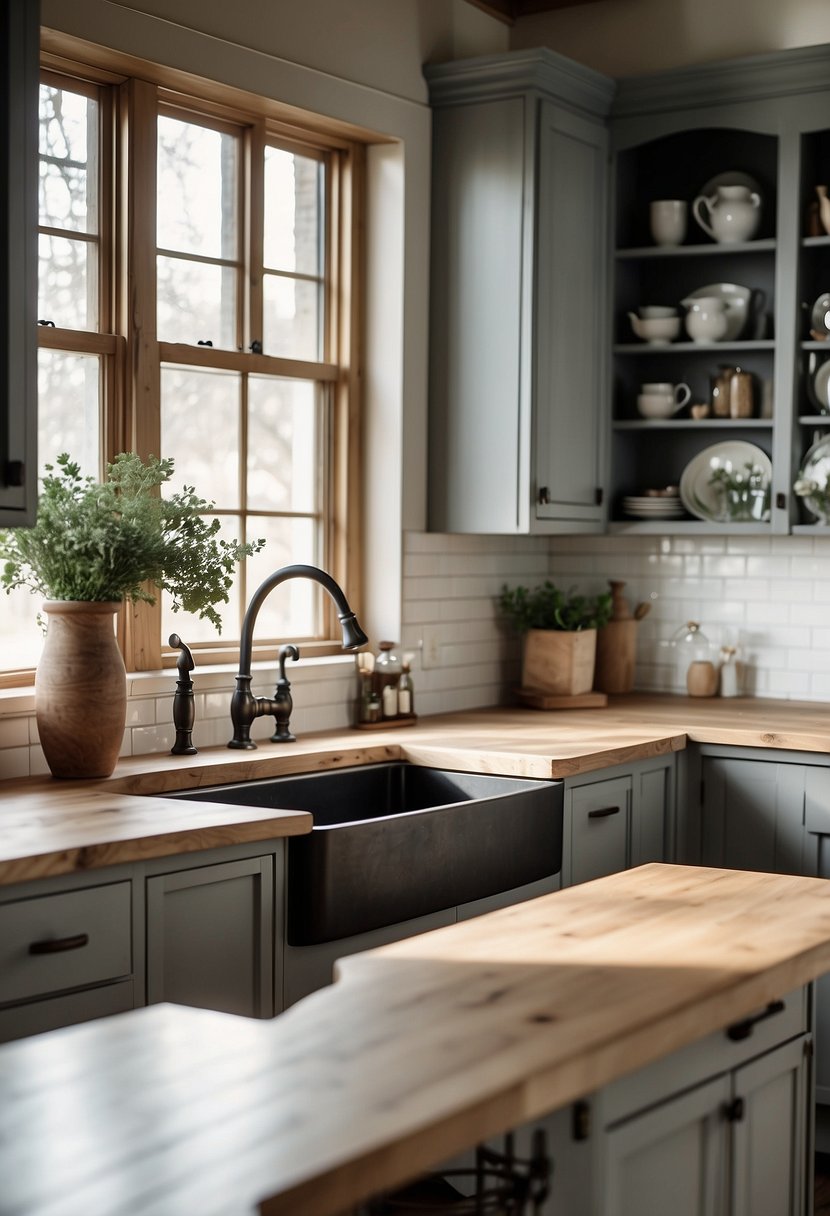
38;81;100;330
0;55;359;686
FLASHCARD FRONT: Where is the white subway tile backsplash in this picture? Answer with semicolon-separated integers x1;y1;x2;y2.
9;529;830;776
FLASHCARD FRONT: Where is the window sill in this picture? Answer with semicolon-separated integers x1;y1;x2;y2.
0;652;357;716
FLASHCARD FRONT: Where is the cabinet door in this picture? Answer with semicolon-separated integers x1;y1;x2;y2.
568;775;631;886
700;757;806;875
631;761;674;867
146;857;274;1018
534;100;607;527
428;95;528;534
730;1036;809;1216
600;1074;729;1216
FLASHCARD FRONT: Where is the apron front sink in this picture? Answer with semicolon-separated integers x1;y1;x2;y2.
163;762;563;945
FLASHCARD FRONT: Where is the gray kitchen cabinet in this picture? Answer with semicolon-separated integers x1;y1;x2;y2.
699;754;808;876
425;50;615;536
146;853;276;1019
0;875;136;1043
561;754;675;887
598;1035;809;1216
0;0;38;526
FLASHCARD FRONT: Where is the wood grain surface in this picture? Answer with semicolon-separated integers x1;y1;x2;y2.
3;693;830;884
2;864;830;1216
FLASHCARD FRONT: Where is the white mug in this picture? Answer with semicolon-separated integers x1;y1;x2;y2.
650;199;687;247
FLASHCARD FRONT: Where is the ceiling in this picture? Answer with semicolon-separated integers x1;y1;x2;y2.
464;0;606;22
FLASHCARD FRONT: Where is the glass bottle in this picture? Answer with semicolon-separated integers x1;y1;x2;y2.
376;641;402;718
398;661;414;717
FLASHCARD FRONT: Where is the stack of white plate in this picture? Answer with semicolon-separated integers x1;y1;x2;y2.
622;494;685;520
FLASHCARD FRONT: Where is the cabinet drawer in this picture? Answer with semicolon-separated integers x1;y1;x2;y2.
0;882;132;1005
602;985;809;1127
0;979;134;1043
569;775;631;886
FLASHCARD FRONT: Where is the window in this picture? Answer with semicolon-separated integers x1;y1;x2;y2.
0;48;362;682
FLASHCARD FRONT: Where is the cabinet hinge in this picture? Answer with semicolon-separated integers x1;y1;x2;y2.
595;487;604;507
805;1037;815;1060
538;485;550;506
572;1099;591;1141
776;491;787;511
723;1096;745;1123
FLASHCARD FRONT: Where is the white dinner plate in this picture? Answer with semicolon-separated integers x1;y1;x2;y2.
810;293;830;338
814;361;830;411
799;435;830;520
679;441;772;522
683;283;753;341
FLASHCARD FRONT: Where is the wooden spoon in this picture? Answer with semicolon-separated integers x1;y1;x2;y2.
634;602;651;620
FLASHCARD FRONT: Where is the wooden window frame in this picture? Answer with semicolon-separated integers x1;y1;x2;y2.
7;38;364;685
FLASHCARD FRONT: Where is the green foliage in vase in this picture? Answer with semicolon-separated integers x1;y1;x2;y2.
0;453;264;630
498;580;613;633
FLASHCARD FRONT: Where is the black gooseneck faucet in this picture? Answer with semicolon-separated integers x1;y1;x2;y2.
228;564;368;749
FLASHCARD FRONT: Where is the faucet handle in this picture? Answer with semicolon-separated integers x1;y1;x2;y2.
278;643;300;683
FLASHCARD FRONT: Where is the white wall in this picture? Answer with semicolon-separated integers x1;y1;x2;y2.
510;0;830;77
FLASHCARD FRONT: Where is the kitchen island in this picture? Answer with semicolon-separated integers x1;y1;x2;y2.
0;862;828;1215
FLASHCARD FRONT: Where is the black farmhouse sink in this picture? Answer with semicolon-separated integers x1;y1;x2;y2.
163;762;563;946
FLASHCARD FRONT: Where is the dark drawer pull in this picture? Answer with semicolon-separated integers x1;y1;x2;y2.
726;999;785;1041
587;805;621;819
28;933;90;956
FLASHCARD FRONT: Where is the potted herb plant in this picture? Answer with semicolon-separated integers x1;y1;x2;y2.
0;453;262;779
498;581;613;696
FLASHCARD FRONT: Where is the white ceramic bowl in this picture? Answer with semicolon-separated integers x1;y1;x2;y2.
630;315;681;344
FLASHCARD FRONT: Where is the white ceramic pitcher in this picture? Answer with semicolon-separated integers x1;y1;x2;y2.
692;184;761;244
681;295;729;343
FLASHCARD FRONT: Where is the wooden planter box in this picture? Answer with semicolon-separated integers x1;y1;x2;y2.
521;628;597;696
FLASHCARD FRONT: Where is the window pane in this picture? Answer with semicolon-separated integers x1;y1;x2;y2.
39;232;98;329
157;255;237;349
0;589;45;671
38;349;100;475
161;515;243;644
157;116;237;259
247;377;318;513
246;516;320;638
263;274;321;360
39;84;98;235
161;365;240;507
263;146;321;276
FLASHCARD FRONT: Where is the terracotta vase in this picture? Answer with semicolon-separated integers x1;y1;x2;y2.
35;601;127;779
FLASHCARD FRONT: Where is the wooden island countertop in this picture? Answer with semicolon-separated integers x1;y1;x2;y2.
3;862;830;1215
3;693;830;885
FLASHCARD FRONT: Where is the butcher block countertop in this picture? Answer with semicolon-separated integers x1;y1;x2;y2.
3;693;830;886
3;863;830;1216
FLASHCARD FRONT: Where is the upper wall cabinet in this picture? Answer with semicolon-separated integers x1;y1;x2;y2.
608;45;830;535
0;0;38;525
425;50;615;535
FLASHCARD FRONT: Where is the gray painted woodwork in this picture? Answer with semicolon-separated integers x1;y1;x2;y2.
596;1007;809;1216
0;0;38;524
561;754;676;887
426;50;614;535
0;979;134;1043
146;855;275;1019
0;881;132;1005
700;756;808;876
600;1073;730;1216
